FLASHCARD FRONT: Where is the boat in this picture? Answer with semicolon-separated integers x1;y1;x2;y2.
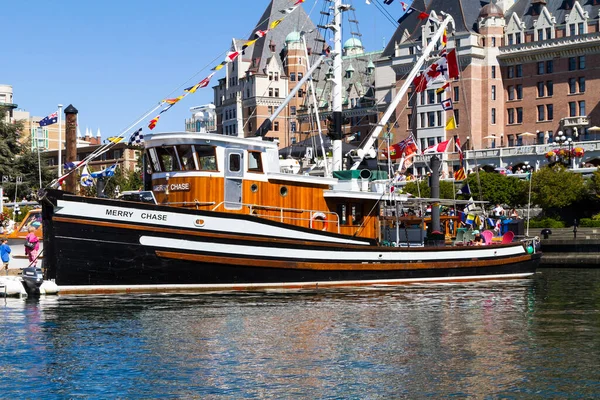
39;1;540;294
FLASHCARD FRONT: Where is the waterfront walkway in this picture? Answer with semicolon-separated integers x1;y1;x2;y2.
539;227;600;266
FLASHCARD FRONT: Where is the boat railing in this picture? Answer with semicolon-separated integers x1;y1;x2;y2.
211;201;341;233
163;200;216;209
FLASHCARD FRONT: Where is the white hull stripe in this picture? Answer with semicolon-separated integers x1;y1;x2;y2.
56;273;535;294
56;199;369;246
139;236;526;262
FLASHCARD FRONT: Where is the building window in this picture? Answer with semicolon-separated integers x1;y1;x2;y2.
546;27;551;39
454;110;460;125
420;92;425;105
569;57;577;71
516;33;521;44
427;112;435;127
579;77;585;92
508;108;515;124
427;89;435;104
491;85;496;100
508;86;515;100
436;110;442;126
453;87;459;102
408;92;416;107
537;29;544;40
298;72;303;80
290;122;296;132
507;34;514;45
507;66;514;78
291;106;296;115
569;101;576;116
537;105;545;121
546;81;553;96
569;78;577;94
579;100;586;116
290;72;296;81
547;60;553;73
578;22;584;35
516;65;522;77
269;88;273;97
274;72;279;81
491;108;496;124
419;113;426;128
408;114;413;129
491;37;496;47
275;88;279;97
537;61;544;74
274;121;279;131
491;65;496;78
517;107;523;123
547;104;553;120
570;24;576;36
269;72;273;81
537;82;544;97
516;84;523;99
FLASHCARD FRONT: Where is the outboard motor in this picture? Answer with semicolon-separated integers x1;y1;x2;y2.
21;266;44;296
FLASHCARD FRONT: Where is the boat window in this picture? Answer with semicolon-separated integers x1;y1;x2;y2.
177;145;197;171
147;148;161;172
195;146;218;171
19;211;42;233
154;146;178;172
351;203;364;225
248;151;263;173
229;153;241;172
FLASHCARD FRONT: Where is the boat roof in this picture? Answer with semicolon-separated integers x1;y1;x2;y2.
144;131;279;151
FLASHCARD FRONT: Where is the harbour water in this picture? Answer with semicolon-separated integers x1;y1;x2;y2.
1;268;599;398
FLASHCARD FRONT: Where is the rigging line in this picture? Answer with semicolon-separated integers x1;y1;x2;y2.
371;0;400;27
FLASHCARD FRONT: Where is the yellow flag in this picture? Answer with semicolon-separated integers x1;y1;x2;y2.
106;136;123;143
270;18;283;29
446;116;456;130
213;63;225;71
244;39;258;48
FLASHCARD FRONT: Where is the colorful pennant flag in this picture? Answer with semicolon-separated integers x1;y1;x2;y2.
270;18;283;29
255;29;269;38
383;0;394;4
446;116;457;130
91;163;118;179
163;95;185;105
457;182;470;195
441;98;453;111
212;62;227;71
436;82;450;94
148;115;160;130
454;167;466;181
397;7;414;24
106;136;124;143
400;2;408;11
418;11;429;20
280;6;298;14
80;165;94;187
293;0;305;4
128;128;144;146
423;139;451;154
454;135;463;164
383;135;418;160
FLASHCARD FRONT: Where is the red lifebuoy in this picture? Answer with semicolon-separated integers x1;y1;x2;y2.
311;212;328;231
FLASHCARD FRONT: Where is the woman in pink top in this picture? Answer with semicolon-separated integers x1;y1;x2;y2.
25;226;40;267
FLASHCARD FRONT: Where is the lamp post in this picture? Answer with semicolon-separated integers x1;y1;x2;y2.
524;161;533;237
555;132;573;167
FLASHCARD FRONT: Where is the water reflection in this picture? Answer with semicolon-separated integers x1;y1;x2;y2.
1;270;599;398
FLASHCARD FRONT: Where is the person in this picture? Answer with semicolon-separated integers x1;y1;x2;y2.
25;226;40;267
510;208;519;218
492;204;505;217
1;238;11;270
473;233;483;246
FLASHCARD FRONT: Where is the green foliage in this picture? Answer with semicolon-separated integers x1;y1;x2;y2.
530;164;586;213
578;218;600;227
463;172;528;206
527;217;566;228
403;180;458;200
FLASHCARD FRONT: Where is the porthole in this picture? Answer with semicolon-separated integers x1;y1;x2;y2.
280;186;288;197
251;184;258;193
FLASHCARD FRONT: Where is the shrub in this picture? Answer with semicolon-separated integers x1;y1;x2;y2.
578;218;600;227
527;218;565;228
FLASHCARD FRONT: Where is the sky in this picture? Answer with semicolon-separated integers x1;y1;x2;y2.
1;0;403;140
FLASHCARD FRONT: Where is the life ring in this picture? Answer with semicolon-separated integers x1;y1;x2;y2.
311;212;328;231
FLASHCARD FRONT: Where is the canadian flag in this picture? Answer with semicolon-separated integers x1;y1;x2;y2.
423;139;451;154
412;49;459;92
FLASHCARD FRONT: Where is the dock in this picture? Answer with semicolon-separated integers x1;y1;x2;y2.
539;227;600;266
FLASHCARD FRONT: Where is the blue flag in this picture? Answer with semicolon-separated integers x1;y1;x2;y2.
39;112;58;127
91;163;118;178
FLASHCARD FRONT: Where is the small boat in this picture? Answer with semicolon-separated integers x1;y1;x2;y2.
39;3;540;294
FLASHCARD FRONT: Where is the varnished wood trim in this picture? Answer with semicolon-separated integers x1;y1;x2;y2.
155;250;533;271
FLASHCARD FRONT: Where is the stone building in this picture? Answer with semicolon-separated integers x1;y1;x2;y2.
375;0;600;173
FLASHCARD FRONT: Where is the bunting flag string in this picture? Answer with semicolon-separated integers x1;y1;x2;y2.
145;0;303;131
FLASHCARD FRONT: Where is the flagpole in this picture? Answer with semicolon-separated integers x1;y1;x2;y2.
57;104;63;178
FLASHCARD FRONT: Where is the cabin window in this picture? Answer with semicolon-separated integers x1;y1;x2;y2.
248;151;263;173
154;146;179;172
351;203;363;225
337;204;347;225
177;145;196;171
147;149;161;172
229;153;241;172
195;145;218;171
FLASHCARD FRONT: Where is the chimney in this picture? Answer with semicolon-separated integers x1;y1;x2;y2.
63;104;78;193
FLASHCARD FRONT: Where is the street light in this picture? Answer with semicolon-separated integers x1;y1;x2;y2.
555;132;573;167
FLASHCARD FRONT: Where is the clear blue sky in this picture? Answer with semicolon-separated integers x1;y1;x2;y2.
1;0;403;139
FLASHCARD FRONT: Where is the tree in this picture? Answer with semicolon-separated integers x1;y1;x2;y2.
404;179;459;200
531;165;587;217
0;110;54;200
463;172;528;207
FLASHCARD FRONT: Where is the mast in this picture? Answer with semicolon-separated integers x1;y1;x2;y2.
330;0;344;172
349;14;455;170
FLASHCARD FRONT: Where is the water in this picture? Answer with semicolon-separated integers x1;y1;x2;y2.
1;268;599;399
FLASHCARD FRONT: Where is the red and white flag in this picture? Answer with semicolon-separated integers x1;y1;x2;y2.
197;72;215;89
423;139;451;154
400;1;408;10
412;49;459;92
454;135;463;163
225;51;240;62
255;29;269;38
